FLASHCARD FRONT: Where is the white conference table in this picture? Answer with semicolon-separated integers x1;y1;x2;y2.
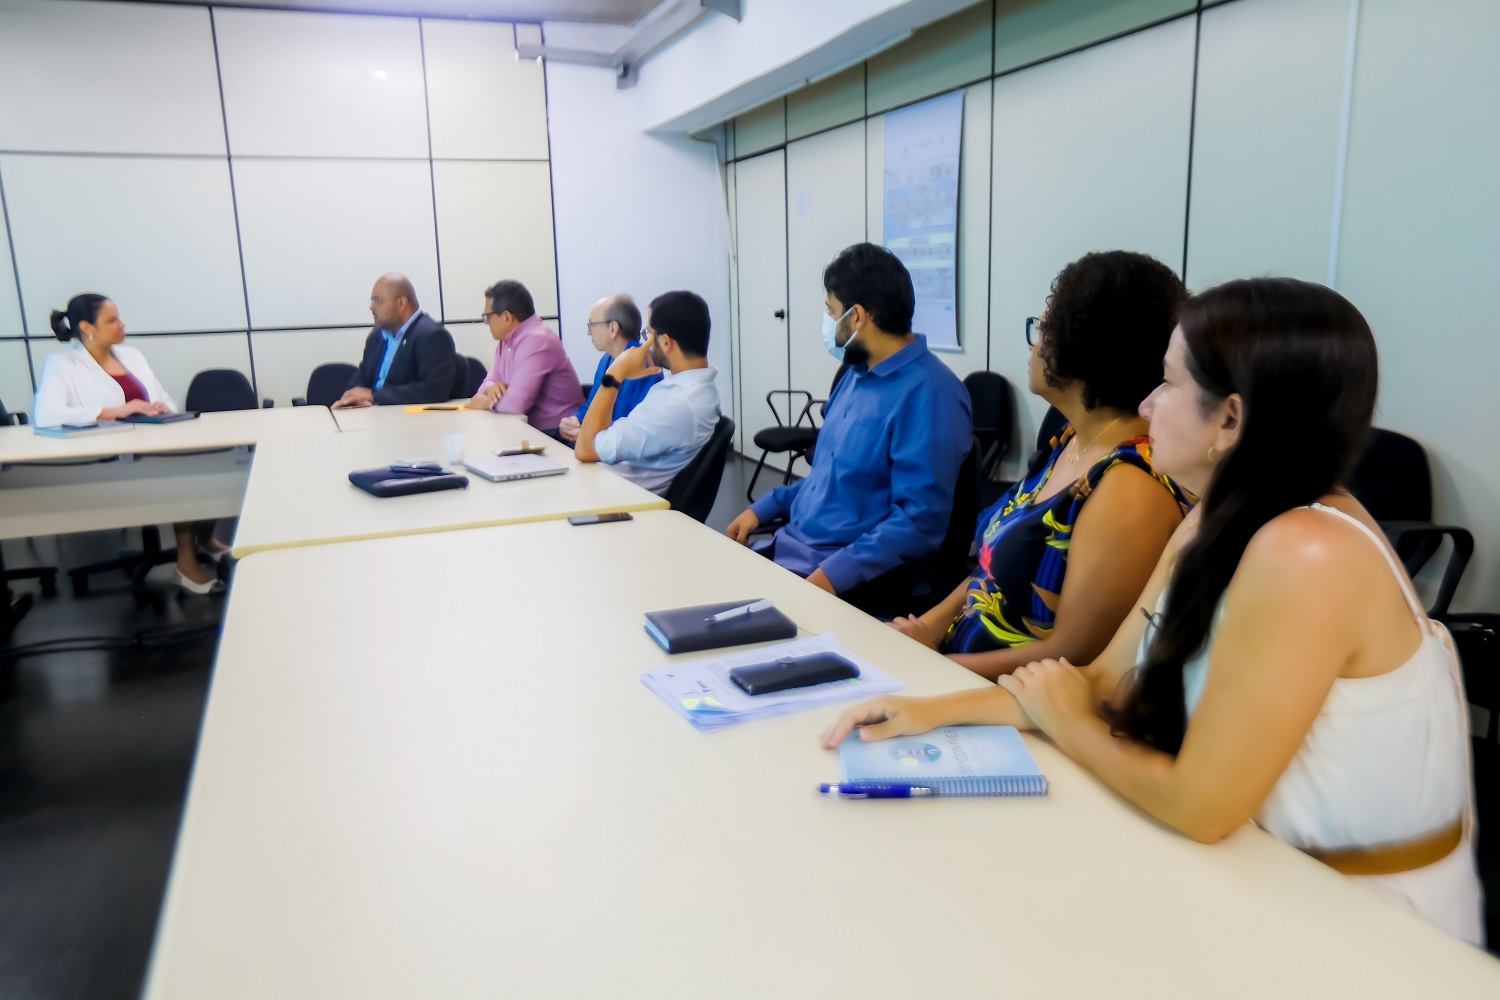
145;511;1500;999
229;418;667;557
329;400;502;433
0;407;338;540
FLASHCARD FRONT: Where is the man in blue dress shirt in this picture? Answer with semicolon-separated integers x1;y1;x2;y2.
726;243;971;605
557;294;661;446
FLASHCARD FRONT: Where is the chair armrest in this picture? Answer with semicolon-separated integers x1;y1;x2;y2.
15;413;28;426
748;516;786;538
262;398;274;408
292;397;306;407
1381;520;1474;619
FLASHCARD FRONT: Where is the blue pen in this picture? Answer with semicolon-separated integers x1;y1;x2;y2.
818;783;935;799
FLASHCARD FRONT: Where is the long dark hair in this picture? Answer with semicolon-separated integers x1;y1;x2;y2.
49;293;111;342
1105;278;1379;754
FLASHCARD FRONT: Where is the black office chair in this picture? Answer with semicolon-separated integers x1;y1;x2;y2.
1444;611;1499;947
1;400;59;634
987;405;1070;506
452;356;486;399
293;363;358;407
963;371;1013;481
664;416;735;524
185;368;270;411
839;437;980;621
746;363;851;503
1346;428;1473;618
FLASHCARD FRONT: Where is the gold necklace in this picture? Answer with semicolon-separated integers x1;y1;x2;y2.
1065;415;1126;464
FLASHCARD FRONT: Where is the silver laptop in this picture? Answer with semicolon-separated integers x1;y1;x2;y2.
461;453;568;483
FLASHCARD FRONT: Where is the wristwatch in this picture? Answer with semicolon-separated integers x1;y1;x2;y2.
599;373;622;390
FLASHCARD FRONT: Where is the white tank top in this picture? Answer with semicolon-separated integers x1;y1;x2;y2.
1143;502;1484;944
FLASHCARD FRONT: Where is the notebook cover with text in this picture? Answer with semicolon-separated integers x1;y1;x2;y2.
644;600;797;654
839;726;1048;796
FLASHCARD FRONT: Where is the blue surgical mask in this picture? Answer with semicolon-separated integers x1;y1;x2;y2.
822;306;855;361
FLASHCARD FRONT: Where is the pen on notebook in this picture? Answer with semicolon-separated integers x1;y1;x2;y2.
705;599;774;624
818;784;935;799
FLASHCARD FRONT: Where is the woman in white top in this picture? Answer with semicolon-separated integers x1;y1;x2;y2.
824;278;1483;944
35;294;227;594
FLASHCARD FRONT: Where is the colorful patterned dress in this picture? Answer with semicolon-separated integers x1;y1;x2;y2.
943;427;1193;655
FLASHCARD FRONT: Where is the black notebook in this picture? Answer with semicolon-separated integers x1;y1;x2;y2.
644;599;798;654
121;411;200;424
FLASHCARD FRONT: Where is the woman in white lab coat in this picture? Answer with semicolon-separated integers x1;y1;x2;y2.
36;294;227;594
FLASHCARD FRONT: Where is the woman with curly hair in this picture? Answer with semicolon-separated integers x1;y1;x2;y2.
890;251;1192;680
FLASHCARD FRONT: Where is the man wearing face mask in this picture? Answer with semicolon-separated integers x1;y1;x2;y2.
573;290;721;496
725;243;971;606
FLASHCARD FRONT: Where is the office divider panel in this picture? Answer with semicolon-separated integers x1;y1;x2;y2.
989;17;1194;452
1187;0;1349;289
732;151;790;459
786;123;866;400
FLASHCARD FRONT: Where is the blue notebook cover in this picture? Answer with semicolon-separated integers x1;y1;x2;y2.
838;726;1048;797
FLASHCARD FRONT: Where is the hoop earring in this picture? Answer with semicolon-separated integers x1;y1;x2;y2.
1207;445;1218;465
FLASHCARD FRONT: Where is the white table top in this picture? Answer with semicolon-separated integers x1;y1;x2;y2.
0;406;338;464
229;419;667;557
146;512;1500;999
330;401;510;432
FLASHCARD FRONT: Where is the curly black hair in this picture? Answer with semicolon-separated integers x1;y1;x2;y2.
1036;250;1187;411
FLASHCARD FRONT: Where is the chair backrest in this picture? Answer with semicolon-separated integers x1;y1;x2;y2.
305;363;357;408
963;371;1013;472
1346;427;1433;522
1036;404;1069;454
452;356;486;399
931;437;981;593
664;416;735;523
185;369;257;412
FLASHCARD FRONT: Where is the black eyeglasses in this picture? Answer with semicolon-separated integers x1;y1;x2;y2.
1025;316;1044;347
482;311;498;321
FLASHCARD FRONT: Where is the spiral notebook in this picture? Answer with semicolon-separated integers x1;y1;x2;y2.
838;726;1048;797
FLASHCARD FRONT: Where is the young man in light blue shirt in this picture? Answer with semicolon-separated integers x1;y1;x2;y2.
574;290;720;496
725;243;971;603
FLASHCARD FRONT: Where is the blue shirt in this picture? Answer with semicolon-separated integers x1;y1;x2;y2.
749;335;971;593
374;312;420;389
571;340;661;427
593;366;721;495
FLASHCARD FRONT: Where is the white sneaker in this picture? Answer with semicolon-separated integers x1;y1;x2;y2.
171;569;224;595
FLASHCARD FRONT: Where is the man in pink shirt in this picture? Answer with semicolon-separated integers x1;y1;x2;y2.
466;279;583;433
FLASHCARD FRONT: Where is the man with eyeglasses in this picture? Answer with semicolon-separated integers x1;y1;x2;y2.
334;272;458;409
557;294;661;445
467;279;583;436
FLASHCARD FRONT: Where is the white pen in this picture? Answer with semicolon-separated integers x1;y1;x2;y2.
705;599;774;624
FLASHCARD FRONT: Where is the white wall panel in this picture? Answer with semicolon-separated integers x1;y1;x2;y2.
32;332;252;409
0;207;22;339
233;159;438;329
214;8;427;159
423;19;548;161
1187;0;1349;289
732;150;788;457
0;0;226;155
1335;0;1500;610
989;18;1194;449
0;341;34;414
432;160;557;322
2;154;246;335
248;326;369;406
786;123;865;399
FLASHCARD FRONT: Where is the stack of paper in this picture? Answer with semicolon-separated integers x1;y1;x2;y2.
641;632;903;732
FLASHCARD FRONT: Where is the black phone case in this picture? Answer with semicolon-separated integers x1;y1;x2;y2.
728;652;859;696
